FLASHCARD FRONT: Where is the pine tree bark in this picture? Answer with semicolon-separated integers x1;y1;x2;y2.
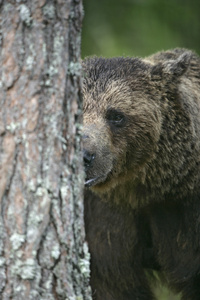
0;1;91;299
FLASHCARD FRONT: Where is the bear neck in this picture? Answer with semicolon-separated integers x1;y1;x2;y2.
102;157;200;209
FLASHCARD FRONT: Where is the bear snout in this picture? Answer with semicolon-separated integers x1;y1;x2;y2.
83;125;115;189
83;149;95;170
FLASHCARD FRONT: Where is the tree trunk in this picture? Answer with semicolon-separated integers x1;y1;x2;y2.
0;1;91;299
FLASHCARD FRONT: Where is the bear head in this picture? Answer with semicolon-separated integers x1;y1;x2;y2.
82;51;192;196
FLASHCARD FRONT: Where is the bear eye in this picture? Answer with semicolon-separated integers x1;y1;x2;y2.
106;109;125;127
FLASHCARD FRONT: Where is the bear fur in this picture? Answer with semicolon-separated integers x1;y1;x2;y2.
82;48;200;300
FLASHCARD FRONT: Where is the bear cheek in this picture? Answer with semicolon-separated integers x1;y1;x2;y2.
124;123;160;171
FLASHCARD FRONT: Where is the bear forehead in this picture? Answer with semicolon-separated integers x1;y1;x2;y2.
82;57;153;114
83;79;134;112
82;56;150;80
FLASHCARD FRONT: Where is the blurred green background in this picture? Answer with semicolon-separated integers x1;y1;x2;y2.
81;0;200;299
82;0;200;59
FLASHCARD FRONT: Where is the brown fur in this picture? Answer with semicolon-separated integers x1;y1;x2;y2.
82;49;200;300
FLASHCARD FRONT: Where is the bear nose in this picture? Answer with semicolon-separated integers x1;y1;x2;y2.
83;149;95;169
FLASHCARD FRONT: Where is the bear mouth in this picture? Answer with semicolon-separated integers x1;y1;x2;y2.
85;176;105;188
84;163;115;189
84;169;113;188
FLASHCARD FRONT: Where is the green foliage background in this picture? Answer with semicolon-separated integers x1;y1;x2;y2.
82;0;200;58
81;0;200;299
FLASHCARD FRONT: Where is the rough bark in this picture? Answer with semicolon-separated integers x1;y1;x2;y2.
0;1;91;299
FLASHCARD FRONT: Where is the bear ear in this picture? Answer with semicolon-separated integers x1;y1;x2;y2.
151;51;192;79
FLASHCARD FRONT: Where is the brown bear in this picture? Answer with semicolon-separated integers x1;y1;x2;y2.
82;48;200;300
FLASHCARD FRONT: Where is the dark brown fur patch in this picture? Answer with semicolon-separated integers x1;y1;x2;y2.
83;49;200;300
